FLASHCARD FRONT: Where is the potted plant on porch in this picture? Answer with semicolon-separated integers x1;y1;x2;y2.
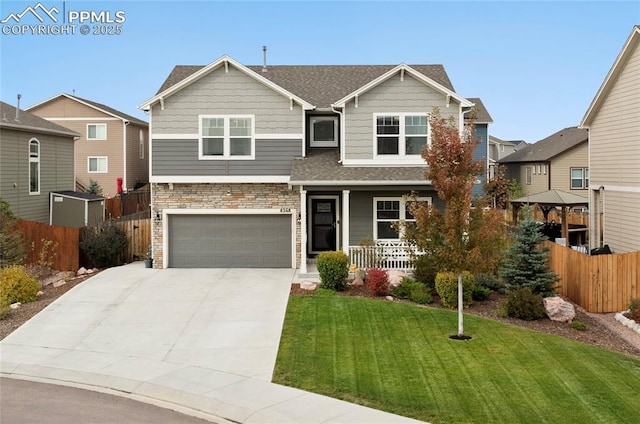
144;247;153;268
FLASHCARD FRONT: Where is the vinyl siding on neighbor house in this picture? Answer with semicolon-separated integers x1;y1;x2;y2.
126;123;149;188
343;74;459;160
514;164;548;196
0;128;74;223
550;142;589;196
151;66;303;135
472;124;488;196
152;138;301;176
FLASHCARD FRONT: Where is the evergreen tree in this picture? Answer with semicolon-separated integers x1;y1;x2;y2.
500;218;559;296
87;179;103;195
0;197;26;267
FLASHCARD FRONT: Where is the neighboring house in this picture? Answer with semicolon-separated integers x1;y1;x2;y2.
499;127;589;198
139;56;490;270
580;25;640;253
488;136;526;179
0;100;79;223
27;94;149;197
466;98;493;196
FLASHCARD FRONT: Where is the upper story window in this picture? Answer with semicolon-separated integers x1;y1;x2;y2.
87;124;107;140
139;129;145;159
571;167;589;189
525;167;532;185
88;156;108;173
200;115;254;160
29;138;40;195
375;113;429;157
310;117;338;147
373;197;431;240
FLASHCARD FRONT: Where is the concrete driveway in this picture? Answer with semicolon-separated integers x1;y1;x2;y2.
0;263;424;423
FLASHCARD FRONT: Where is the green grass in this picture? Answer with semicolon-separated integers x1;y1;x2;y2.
273;291;640;424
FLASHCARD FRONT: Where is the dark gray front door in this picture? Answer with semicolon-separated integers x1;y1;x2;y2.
311;199;337;252
168;214;291;268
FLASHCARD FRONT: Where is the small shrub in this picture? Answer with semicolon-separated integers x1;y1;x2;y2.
569;321;587;331
0;265;40;308
366;268;390;296
33;238;58;269
409;285;432;304
501;287;546;321
626;298;640;321
412;254;438;291
79;222;128;268
435;271;475;308
472;285;492;301
475;273;505;293
316;251;349;291
0;197;26;267
392;276;420;299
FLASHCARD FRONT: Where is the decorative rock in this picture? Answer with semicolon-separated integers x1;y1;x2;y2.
543;296;576;322
36;291;44;297
77;267;87;276
387;270;407;288
53;280;67;288
10;302;21;309
299;280;319;291
87;268;96;274
385;296;394;301
352;277;364;286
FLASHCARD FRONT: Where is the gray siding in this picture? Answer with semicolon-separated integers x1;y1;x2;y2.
472;124;489;196
51;196;85;227
344;74;460;160
0;128;75;223
348;189;442;245
152;138;301;176
152;66;303;135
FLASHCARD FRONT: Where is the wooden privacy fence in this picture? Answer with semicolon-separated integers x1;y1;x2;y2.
545;241;640;313
112;218;151;262
14;220;80;271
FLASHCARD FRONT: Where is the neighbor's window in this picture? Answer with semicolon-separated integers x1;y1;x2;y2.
375;114;428;156
29;138;40;194
87;124;107;140
88;157;108;173
200;115;254;159
571;167;589;189
139;129;145;159
525;167;532;185
374;197;431;240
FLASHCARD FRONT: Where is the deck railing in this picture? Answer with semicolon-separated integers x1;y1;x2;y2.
348;241;425;272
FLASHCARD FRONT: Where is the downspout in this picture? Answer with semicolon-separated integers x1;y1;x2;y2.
123;120;130;192
332;106;344;163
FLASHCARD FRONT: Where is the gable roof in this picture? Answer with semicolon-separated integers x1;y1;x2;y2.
466;97;493;123
146;57;466;110
489;135;527;147
581;25;640;127
27;93;148;127
498;126;587;163
0;101;80;138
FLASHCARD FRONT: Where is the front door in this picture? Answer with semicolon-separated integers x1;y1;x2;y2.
310;198;337;253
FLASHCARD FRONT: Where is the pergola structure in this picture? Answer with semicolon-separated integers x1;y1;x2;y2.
510;190;589;243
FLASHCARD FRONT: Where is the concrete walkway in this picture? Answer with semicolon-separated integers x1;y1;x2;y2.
0;263;424;423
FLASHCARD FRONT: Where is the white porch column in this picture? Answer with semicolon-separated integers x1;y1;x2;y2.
300;187;307;274
342;190;350;253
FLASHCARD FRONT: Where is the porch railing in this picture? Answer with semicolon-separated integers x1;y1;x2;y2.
348;241;425;273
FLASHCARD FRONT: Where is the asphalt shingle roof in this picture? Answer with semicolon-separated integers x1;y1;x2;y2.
65;94;148;126
0;101;79;137
157;64;456;109
498;127;587;163
289;149;429;184
466;97;493;123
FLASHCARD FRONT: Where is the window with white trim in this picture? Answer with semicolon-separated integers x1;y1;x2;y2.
29;138;40;194
200;115;254;159
139;129;145;159
87;124;107;140
374;197;431;240
525;167;532;185
88;157;108;173
571;167;589;189
310;116;338;147
375;113;429;156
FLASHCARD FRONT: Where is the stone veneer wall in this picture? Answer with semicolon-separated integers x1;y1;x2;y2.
152;183;301;268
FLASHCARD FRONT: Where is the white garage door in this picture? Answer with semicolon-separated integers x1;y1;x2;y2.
168;214;292;268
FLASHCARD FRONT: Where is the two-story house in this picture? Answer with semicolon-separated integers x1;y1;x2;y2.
499;127;589;198
0;100;79;223
581;25;640;253
488;136;526;179
465;98;493;196
27;94;149;197
139;56;488;270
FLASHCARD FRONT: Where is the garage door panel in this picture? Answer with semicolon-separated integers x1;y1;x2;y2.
168;214;292;268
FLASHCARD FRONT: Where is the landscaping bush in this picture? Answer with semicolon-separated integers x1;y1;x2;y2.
316;251;349;291
625;298;640;321
366;268;390;296
392;276;421;299
412;254;438;291
435;271;475;308
0;265;40;314
79;222;128;268
0;197;26;268
569;321;587;331
501;287;547;321
475;273;505;293
472;285;492;301
409;285;432;304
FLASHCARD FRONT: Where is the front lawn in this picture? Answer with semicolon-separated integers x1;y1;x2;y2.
273;291;640;424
